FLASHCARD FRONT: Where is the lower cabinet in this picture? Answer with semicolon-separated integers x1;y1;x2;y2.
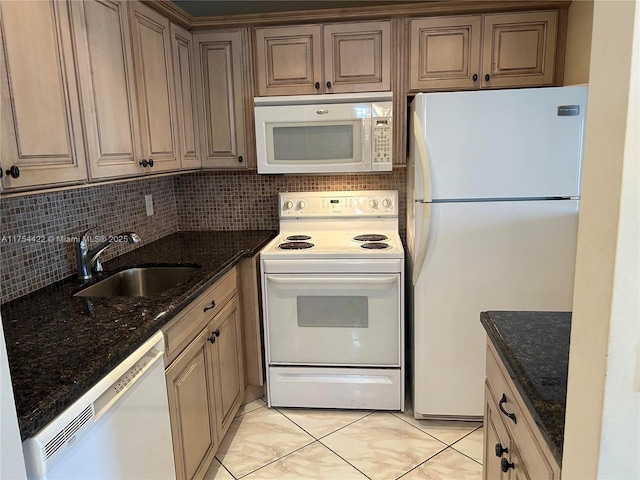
163;268;245;480
484;342;560;480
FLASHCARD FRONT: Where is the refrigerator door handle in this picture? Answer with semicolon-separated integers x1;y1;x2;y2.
412;111;432;203
412;111;433;285
412;202;431;285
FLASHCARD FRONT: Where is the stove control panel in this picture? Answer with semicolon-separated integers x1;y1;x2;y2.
279;190;398;217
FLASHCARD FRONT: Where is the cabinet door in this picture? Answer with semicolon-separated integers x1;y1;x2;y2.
481;11;558;88
166;327;219;480
323;21;391;93
71;0;143;179
210;296;244;439
484;383;511;480
0;1;88;191
170;23;200;170
255;25;322;96
409;16;482;91
194;30;248;169
129;2;179;173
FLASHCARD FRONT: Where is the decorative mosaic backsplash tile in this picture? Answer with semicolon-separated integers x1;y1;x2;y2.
174;170;407;234
1;170;407;303
1;177;178;303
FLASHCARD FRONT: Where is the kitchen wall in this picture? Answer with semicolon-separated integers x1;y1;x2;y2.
1;170;406;304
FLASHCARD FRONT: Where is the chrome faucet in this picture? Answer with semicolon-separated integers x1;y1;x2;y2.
75;228;141;280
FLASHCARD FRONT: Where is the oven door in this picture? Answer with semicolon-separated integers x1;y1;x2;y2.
263;274;401;366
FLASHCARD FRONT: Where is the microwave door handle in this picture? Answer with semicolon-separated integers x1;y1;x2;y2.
362;116;371;167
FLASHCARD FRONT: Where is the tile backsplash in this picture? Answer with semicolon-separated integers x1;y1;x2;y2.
174;170;407;233
1;170;407;303
1;177;177;303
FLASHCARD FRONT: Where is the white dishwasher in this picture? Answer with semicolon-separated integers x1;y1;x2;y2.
22;331;176;480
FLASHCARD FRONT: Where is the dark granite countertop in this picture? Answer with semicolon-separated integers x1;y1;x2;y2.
481;311;571;465
1;230;276;441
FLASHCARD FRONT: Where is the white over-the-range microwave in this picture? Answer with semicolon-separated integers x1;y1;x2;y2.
254;92;393;174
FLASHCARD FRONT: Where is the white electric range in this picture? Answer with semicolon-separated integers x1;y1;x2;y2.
260;190;405;411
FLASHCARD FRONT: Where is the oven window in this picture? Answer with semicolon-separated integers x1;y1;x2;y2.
272;124;355;162
297;296;368;328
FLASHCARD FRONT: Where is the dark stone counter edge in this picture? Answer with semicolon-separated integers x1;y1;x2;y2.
3;230;277;440
480;313;563;465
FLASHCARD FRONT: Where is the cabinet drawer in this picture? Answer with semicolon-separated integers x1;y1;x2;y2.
164;267;238;365
486;343;559;480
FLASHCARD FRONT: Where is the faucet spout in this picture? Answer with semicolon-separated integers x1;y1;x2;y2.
75;230;141;280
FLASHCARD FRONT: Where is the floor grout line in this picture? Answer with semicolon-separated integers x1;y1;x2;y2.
394;445;450;480
233;439;318;479
316;438;373;480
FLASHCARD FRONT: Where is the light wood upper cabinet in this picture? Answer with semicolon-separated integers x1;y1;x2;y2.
255;21;391;96
323;22;391;93
71;0;143;179
482;11;558;88
129;2;180;173
410;10;560;91
166;327;219;480
409;16;482;90
255;25;322;96
194;30;249;169
72;0;180;180
0;1;88;191
170;23;201;170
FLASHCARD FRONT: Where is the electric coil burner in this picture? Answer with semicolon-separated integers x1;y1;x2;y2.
260;190;405;411
278;241;314;250
353;234;388;242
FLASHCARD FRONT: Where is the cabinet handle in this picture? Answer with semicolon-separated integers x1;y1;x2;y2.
501;458;515;473
238;155;243;163
139;159;149;167
213;328;220;337
204;300;216;312
314;82;320;90
6;165;20;178
495;443;508;457
472;73;478;82
148;158;154;167
207;334;216;344
326;81;332;89
498;393;517;424
485;74;491;82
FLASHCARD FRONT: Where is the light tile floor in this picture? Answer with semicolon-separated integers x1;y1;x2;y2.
205;395;483;480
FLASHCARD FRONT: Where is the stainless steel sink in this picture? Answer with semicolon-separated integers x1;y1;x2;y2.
75;266;201;297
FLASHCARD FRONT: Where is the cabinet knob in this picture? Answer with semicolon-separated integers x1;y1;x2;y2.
204;300;216;312
207;335;216;344
498;393;517;424
6;165;20;178
326;81;332;89
501;458;515;473
213;328;220;337
314;82;320;90
148;158;154;167
238;155;243;163
472;73;478;82
485;74;491;82
139;159;149;167
495;443;508;457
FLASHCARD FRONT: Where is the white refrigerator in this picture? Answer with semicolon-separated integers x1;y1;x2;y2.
408;86;587;419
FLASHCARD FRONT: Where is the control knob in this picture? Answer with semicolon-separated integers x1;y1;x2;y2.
297;200;307;210
284;200;294;210
382;198;392;208
368;199;378;209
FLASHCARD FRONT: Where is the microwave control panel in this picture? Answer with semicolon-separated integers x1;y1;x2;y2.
373;118;393;170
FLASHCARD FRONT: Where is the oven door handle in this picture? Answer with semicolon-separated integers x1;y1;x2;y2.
265;275;398;285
